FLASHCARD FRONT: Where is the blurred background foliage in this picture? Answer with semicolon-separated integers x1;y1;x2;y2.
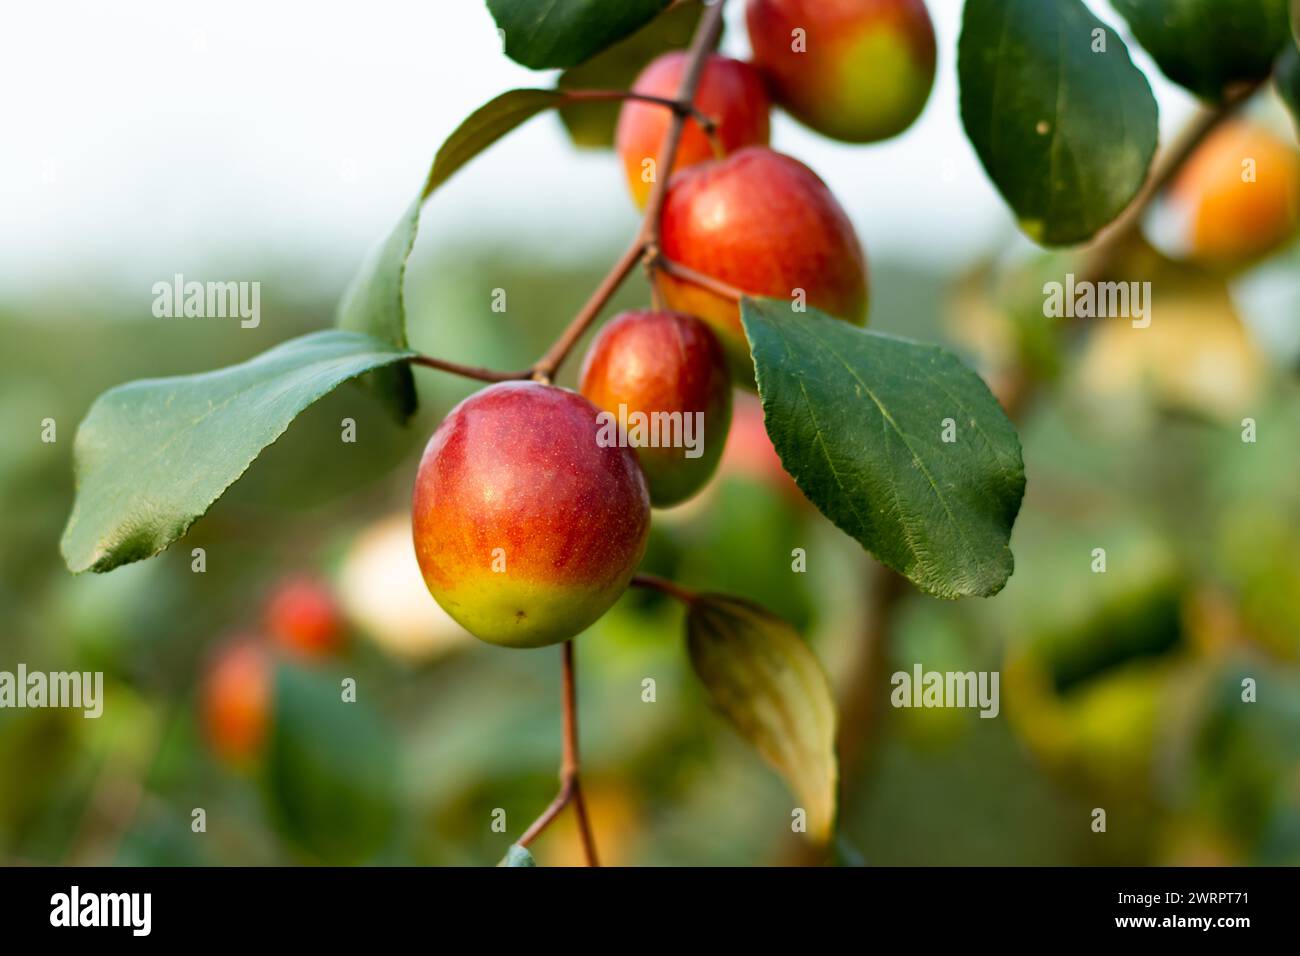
3;218;1298;865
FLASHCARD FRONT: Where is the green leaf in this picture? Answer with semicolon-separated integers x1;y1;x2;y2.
337;88;565;421
557;1;709;149
686;595;837;843
422;89;569;195
1276;38;1300;131
741;297;1025;599
958;0;1158;245
60;331;415;573
1112;0;1291;101
497;844;538;867
336;202;421;422
261;663;398;864
488;0;671;70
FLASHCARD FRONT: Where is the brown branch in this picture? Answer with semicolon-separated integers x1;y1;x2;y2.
516;640;599;865
409;354;530;383
529;0;728;383
639;0;728;255
507;2;729;867
1078;80;1261;286
631;572;699;605
565;88;722;144
655;256;744;301
530;236;646;382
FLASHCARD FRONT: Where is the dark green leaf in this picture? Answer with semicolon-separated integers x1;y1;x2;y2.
557;2;709;149
686;595;837;843
488;0;671;70
60;331;415;573
1112;0;1291;101
262;664;398;864
1277;39;1300;131
958;0;1158;245
337;89;565;421
498;844;538;866
741;297;1025;599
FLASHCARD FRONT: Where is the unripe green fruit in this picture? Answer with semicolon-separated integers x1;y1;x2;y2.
411;382;651;648
580;310;732;507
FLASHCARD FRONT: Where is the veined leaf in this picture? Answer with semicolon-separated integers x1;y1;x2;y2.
60;331;415;573
741;297;1025;599
686;595;838;844
958;0;1158;245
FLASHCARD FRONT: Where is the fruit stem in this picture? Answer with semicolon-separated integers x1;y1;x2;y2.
653;256;745;302
515;640;600;866
566;88;722;138
527;0;729;383
630;572;698;606
409;354;531;383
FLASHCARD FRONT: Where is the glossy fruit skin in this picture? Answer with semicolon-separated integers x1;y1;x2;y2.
264;576;343;659
747;0;936;143
1163;120;1300;265
579;310;733;507
656;147;869;383
616;52;771;208
412;382;651;648
202;640;270;767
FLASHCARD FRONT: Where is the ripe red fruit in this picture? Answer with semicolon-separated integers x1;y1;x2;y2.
747;0;937;143
616;52;771;208
411;382;651;648
264;576;344;659
202;639;270;767
656;147;869;382
579;310;732;507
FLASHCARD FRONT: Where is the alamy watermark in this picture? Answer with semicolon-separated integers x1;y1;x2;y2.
1043;273;1151;329
152;273;260;328
595;405;704;459
890;664;1000;718
0;665;103;718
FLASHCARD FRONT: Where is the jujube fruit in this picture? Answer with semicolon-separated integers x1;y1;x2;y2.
264;575;344;659
411;382;651;648
616;52;771;208
656;146;869;383
746;0;936;143
202;639;270;767
579;310;732;507
1156;120;1300;265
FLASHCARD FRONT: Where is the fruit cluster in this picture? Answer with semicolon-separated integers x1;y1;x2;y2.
411;0;937;649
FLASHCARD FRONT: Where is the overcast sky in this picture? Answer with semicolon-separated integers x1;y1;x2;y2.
0;1;1203;297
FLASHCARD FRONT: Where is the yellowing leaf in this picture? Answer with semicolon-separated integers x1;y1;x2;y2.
686;595;837;843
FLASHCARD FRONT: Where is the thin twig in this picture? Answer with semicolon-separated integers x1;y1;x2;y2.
530;237;646;382
631;572;699;605
516;641;599;866
565;88;721;142
654;256;744;301
529;0;729;383
509;2;729;866
409;354;530;383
